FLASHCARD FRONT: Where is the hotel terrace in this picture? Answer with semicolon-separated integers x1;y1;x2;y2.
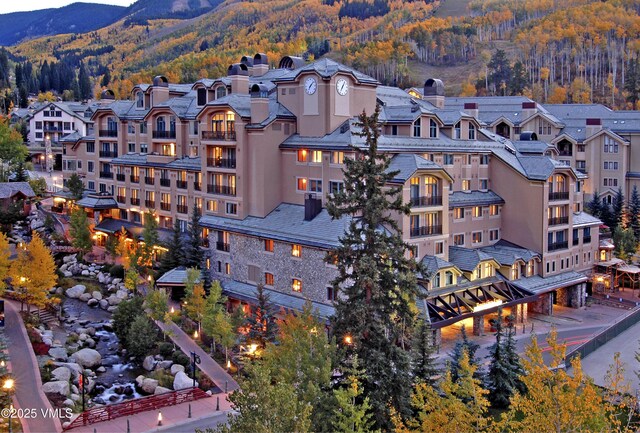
47;53;634;341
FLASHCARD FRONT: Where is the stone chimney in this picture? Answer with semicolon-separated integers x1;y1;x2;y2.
463;102;478;119
423;78;445;109
586;118;602;138
304;193;322;221
253;53;269;77
521;101;537;119
151;75;169;105
228;63;249;95
250;84;270;124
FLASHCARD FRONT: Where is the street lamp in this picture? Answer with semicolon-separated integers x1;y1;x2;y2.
3;378;14;390
344;335;353;345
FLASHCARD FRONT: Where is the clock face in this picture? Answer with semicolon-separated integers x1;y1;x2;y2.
304;77;317;95
336;78;348;96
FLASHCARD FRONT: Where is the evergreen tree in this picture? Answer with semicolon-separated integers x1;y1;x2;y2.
509;60;528;95
587;190;602;218
327;107;420;429
126;315;158;361
613;227;637;263
412;318;439;385
613;187;625;230
185;206;203;268
245;284;278;348
0;117;28;182
600;200;615;230
100;69;111;87
158;219;183;275
488;49;512;95
14;160;27;182
485;311;523;408
78;62;92;100
448;325;481;383
629;186;640;239
112;296;144;347
66;173;84;201
332;374;376;433
69;207;93;259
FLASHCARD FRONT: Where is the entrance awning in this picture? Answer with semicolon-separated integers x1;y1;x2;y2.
76;193;118;210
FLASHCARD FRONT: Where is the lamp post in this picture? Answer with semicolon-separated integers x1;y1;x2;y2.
3;379;14;433
190;351;201;387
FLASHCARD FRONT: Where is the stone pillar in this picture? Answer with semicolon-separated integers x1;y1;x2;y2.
472;315;485;336
530;293;553;315
569;283;587;308
516;303;528;323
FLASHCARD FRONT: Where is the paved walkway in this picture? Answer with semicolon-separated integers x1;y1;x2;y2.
156;320;239;393
4;299;62;433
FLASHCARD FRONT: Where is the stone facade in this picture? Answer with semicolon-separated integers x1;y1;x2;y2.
209;232;338;304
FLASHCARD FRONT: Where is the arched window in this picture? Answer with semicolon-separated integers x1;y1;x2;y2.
429;119;437;138
156;116;165;132
454;122;461;139
424;176;439;198
413;118;421;137
469;123;476;140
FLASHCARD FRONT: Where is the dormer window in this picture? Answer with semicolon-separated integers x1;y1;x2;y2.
197;88;206;106
469;123;476;140
429;119;437;138
216;86;227;99
413;118;421;137
136;91;144;108
454;122;461;139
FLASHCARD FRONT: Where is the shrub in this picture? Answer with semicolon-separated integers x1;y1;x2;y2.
110;265;125;278
158;342;174;358
198;375;215;391
126;316;158;361
57;278;76;289
113;297;144;347
172;351;190;367
150;369;174;389
100;264;112;274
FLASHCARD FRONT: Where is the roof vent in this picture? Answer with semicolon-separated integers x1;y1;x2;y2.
340;122;350;134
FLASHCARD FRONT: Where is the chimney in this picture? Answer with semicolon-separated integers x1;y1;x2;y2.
586;118;602;137
253;53;269;77
423;78;445;109
250;84;270;124
240;55;254;76
228;63;249;95
463;102;478;119
521;101;537;119
304;193;322;221
151;75;169;105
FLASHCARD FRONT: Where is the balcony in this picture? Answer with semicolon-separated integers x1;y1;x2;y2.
216;241;230;252
558;150;572;157
202;131;236;141
99;171;113;179
145;176;155;185
409;225;443;238
116;195;126;204
207;184;236;196
549;191;569;201
206;157;236;169
99;150;118;158
160;202;171;211
116;173;126;181
145;200;155;208
160;178;171;187
152;130;176;139
176;180;188;189
548;241;568;251
130;197;140;206
548;216;569;226
130;175;140;183
177;205;188;214
99;129;118;138
410;196;442;207
194;182;201;191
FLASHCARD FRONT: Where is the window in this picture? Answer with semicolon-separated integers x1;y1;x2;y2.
331;151;344;164
490;229;499;241
297;178;307;191
469;123;476;140
329;181;344;195
225;263;231;275
35;121;42;130
472;231;482;244
216;86;227;99
265;273;274;286
604;178;619;187
88;161;94;172
136;91;144;108
480;179;488;190
264;239;274;252
454;208;464;219
207;200;218;212
445;271;454;286
413;118;421;137
86;142;95;153
297;149;308;162
391;125;398;136
538;119;552;135
140;123;147;134
292;279;302;293
192;121;199;135
311;150;322;163
604;161;619;170
35;132;43;139
604;136;619;153
435;241;444;255
128;142;136;153
327;287;337;301
443;154;454;165
197;88;206;106
489;205;499;216
462;179;471;191
453;234;464;246
88;181;95;191
473;206;482;218
309;179;322;193
64;122;71;130
577;144;586;152
226;202;237;215
291;244;301;257
480;154;489;165
429;119;437;138
140;143;148;153
454;122;461;139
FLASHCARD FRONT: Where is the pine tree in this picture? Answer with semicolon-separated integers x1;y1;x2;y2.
613;187;625;230
78;62;92;100
629;186;640;239
412;318;439;385
69;207;92;259
101;69;111;87
327;107;420;429
245;284;278;348
185;206;203;268
126;315;158;361
332;374;376;433
448;325;481;383
66;173;84;201
158;219;183;276
587;190;602;218
600;200;615;230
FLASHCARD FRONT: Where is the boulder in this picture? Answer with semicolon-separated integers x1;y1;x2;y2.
107;306;117;313
63;255;77;263
51;367;71;382
92;291;103;300
158;360;173;370
81;270;89;276
173;371;197;390
43;381;69;396
135;375;145;388
99;300;109;310
63;399;74;407
55;362;83;379
63;271;73;277
78;333;88;341
65;285;86;299
84;338;96;348
142;355;156;371
107;295;122;306
86;327;96;336
112;278;122;285
170;364;185;375
141;378;159;394
154;386;171;395
96;366;106;373
48;347;68;361
79;293;92;302
71;348;102;369
116;290;129;300
87;299;99;308
70;394;80;402
97;273;106;284
102;321;114;332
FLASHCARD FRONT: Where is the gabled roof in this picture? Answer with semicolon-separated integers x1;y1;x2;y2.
449;190;504;208
386;154;450;183
419;255;458;278
274;58;379;85
145;91;199;120
572;211;601;228
512;140;555;155
156;266;199;286
76;193;119;210
0;182;35;199
479;240;540;266
166;156;201;171
448;246;499;272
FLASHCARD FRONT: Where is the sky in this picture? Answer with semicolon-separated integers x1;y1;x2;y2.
0;0;133;14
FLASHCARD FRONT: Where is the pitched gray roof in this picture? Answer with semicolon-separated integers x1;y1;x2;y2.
449;190;504;208
572;211;601;227
512;140;554;155
448;246;497;272
76;193;118;210
0;182;35;199
445;96;536;125
199;203;351;250
280;120;356;150
274;58;378;85
110;153;202;171
387;154;445;183
221;279;335;321
479;240;540;266
419;255;457;278
166;157;201;170
511;271;587;294
156;266;199;286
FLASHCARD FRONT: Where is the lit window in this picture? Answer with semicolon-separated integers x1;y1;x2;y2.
265;272;274;286
473;206;482;218
472;231;482;244
297;178;307;191
309;179;322;193
454;234;464;246
454;208;464;219
264;239;274;252
311;150;322;163
435;241;444;255
291;244;301;257
331;151;344;164
292;279;302;292
297;149;308;162
490;205;499;216
225;263;231;275
462;179;471;191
